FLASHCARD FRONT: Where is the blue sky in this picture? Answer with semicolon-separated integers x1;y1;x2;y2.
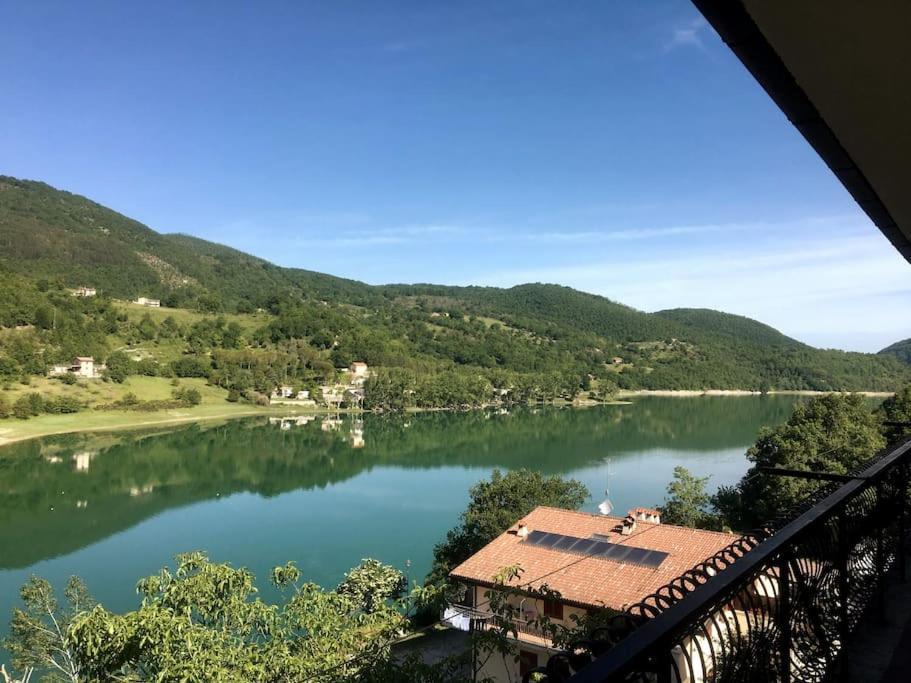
1;1;908;351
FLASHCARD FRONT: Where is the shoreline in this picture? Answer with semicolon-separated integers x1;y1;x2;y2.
615;389;894;398
0;404;355;448
0;389;893;448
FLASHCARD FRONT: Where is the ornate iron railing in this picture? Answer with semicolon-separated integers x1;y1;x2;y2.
526;435;911;683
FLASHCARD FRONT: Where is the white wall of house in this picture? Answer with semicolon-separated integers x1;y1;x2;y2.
466;584;588;683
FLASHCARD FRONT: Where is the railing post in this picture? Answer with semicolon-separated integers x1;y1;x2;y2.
875;481;886;620
837;511;850;681
900;462;908;583
778;553;791;683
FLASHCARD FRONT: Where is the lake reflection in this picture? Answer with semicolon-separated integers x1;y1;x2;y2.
0;396;801;640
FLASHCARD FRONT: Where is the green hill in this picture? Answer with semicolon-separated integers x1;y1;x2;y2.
1;174;909;394
654;308;804;348
879;339;911;364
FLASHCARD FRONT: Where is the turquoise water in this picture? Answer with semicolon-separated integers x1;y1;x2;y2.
0;396;802;649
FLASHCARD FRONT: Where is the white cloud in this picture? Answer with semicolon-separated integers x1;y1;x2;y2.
665;18;710;52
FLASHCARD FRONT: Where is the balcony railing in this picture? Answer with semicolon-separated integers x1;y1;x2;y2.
447;604;552;641
525;434;911;683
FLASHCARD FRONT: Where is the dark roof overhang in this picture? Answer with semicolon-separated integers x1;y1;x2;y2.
693;0;911;263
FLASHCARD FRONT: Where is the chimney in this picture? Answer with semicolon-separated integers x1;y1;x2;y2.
620;515;637;536
516;521;530;540
629;507;662;525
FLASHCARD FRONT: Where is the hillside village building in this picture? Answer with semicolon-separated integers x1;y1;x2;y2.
349;361;369;384
134;297;161;307
448;506;734;682
72;286;96;297
49;356;102;379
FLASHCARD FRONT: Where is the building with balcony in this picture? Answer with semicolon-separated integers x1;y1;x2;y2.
448;506;735;682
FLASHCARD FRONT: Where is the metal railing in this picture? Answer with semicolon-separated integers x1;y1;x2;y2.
527;435;911;683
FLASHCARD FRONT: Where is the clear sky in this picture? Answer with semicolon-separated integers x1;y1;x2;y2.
1;1;908;351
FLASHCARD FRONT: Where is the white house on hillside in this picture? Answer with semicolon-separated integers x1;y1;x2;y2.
134;297;161;307
72;287;96;297
349;361;369;385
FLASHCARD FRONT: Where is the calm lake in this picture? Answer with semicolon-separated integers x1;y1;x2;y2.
0;396;803;646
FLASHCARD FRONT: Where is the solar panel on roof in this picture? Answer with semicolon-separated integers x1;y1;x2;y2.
639;550;669;568
606;545;633;562
624;547;650;564
552;535;580;550
568;538;598;554
523;530;667;568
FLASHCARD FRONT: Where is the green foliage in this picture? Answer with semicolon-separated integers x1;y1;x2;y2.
660;466;721;530
171;355;211;378
173;386;202;406
879;384;911;441
12;394;42;420
713;394;886;529
879;338;911;365
427;469;589;586
337;558;408;613
104;351;131;383
8;553;416;682
4;575;94;681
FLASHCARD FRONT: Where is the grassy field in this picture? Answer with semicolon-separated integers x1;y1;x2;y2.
0;376;226;406
0;403;297;446
0;376;335;446
114;301;271;332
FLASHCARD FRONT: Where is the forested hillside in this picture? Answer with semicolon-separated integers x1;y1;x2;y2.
880;339;911;365
1;174;909;400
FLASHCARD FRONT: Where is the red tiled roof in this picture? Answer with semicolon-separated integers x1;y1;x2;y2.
450;506;735;611
630;507;661;517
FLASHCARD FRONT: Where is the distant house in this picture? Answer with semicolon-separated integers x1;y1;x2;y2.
73;357;96;378
320;385;345;407
134;297;161;307
49;356;101;379
276;385;294;398
349;362;369;385
296;390;310;400
611;356;624;365
72;286;96;297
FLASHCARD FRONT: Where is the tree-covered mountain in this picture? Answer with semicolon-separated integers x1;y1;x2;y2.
654;308;803;348
879;339;911;365
1;174;909;393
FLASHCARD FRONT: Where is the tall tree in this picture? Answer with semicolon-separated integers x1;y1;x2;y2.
714;394;885;530
660;466;719;530
879;384;911;441
427;469;589;586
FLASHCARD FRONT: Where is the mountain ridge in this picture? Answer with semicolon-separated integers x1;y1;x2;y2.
1;174;908;393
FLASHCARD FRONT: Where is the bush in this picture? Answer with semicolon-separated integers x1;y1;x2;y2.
57;373;78;385
0;394;9;419
45;396;82;414
105;351;132;383
226;390;240;403
13;395;35;419
173;387;202;406
171;356;211;378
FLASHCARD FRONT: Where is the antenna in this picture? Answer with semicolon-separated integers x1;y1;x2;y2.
597;457;614;515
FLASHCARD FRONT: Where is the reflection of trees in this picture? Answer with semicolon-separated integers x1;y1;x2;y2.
0;397;800;568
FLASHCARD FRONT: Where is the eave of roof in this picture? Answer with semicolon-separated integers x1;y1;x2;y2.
692;0;911;263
